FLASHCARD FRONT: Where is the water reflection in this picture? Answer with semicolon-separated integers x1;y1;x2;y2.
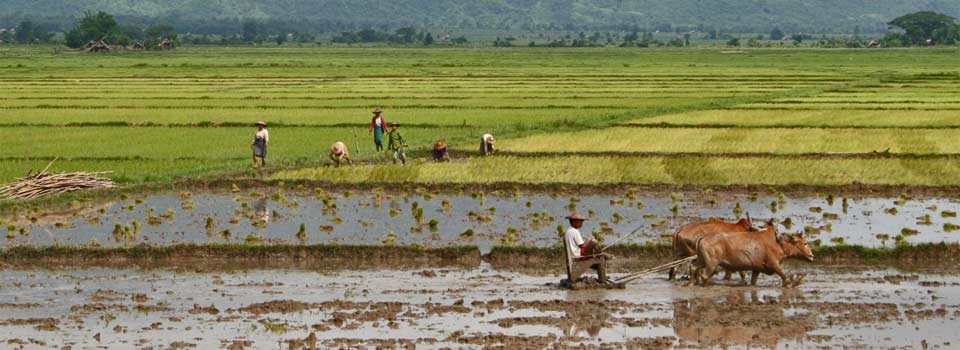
673;289;811;348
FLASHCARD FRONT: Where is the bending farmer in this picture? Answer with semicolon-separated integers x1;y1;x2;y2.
251;121;269;169
480;133;496;156
329;141;352;167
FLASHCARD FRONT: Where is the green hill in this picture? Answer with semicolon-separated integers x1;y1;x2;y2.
2;0;959;33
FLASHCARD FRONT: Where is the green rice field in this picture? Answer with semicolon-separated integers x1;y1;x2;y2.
3;46;960;186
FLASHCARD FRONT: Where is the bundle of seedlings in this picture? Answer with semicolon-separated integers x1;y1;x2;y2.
0;160;115;200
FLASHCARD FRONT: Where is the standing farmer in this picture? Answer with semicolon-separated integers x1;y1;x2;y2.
480;133;496;156
251;121;269;169
387;122;407;165
369;108;387;153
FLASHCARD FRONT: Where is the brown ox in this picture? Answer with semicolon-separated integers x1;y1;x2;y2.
695;227;814;287
669;218;755;281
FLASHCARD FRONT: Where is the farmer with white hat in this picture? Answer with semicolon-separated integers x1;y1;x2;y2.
480;133;496;156
251;121;269;169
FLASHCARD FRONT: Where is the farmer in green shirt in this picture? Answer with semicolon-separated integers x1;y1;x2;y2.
387;122;407;165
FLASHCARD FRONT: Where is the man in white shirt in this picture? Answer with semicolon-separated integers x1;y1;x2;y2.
480;134;496;156
565;212;600;260
564;212;608;282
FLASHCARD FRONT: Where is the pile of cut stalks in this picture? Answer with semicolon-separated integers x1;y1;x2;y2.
0;159;115;200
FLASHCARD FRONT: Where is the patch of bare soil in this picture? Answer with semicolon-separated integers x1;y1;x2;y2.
0;318;60;331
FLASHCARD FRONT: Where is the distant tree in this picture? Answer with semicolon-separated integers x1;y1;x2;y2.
275;32;287;45
423;32;434;45
707;29;718;40
394;27;417;43
451;36;468;45
683;33;691;46
887;11;959;45
146;24;176;40
292;32;315;43
791;34;803;45
14;21;34;43
241;20;264;43
65;11;118;48
726;36;740;47
747;38;761;47
770;27;784;41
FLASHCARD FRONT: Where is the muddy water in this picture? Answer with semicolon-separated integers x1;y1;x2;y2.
1;264;957;349
5;190;960;252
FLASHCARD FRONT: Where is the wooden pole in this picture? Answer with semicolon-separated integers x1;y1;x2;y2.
353;127;361;157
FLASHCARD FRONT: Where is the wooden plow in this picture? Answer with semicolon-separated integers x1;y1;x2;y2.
611;256;697;285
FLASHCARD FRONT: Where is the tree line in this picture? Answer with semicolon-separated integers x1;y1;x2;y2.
2;10;958;49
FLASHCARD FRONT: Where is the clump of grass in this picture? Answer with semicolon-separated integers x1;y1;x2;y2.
244;233;263;244
428;219;439;231
901;228;919;236
441;199;452;209
89;238;101;248
809;207;822;213
733;202;742;218
319;225;334;233
769;201;778;213
927;205;938;212
803;226;818;235
943;223;959;232
296;223;307;242
842;198;849;213
460;229;475;239
823;212;839;220
830;237;844;244
671;204;679;216
884;207;898;215
389;208;401;217
782;217;793;229
916;215;933;225
750;192;758;202
525;201;532;208
231;184;240;193
383;232;397;245
220;229;231;240
942;211;957;218
876;234;890;244
825;194;835;206
612;212;623;224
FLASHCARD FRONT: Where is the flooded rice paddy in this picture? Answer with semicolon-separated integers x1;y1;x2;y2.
4;189;960;252
1;263;958;349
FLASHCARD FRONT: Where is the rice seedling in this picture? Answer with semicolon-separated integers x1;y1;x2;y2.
383;232;397;245
296;223;307;242
244;233;263;244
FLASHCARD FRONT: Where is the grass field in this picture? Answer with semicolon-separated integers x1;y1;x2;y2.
3;46;960;186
